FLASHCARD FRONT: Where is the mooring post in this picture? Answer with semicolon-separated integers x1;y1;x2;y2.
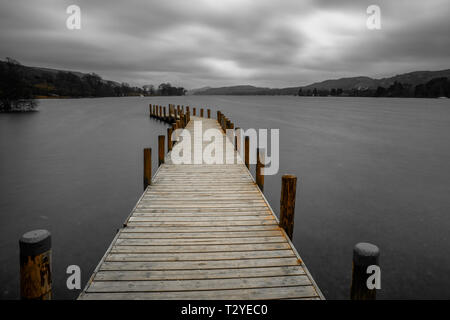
351;243;380;300
256;148;265;191
193;107;196;116
186;111;190;124
186;106;190;113
159;106;162;119
200;108;204;117
19;230;52;300
144;148;152;189
217;111;221;122
280;175;297;240
149;104;152;117
163;107;167;121
167;127;173;152
245;136;250;168
158;135;165;166
207;109;211;118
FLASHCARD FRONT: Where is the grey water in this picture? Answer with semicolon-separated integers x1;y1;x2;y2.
1;96;449;299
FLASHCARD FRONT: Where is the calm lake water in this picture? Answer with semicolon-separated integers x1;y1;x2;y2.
1;96;449;299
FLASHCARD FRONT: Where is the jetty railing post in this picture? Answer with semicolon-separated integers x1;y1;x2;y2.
256;148;265;191
158;135;165;166
193;107;196;116
245;136;250;169
167;127;173;152
280;175;297;240
351;243;380;300
19;230;52;300
207;109;211;118
144;148;152;189
163;107;167;121
186;106;190;113
200;108;204;117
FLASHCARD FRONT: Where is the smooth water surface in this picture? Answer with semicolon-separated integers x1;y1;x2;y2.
1;96;449;299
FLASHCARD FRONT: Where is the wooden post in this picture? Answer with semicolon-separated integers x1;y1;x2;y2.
207;109;211;118
256;148;264;191
186;111;190;124
186;106;190;113
158;135;165;166
200;108;204;117
167;127;173;152
280;175;297;240
159;106;162;119
19;230;52;300
143;148;151;189
217;111;221;121
149;104;152;117
245;136;250;169
193;107;196;116
163;107;167;121
351;243;380;300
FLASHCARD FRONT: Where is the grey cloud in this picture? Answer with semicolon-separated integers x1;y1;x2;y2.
0;0;448;89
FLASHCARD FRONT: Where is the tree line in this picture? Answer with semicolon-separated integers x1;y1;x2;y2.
0;58;186;112
297;78;450;98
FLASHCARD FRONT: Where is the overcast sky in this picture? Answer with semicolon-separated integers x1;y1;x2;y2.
0;0;449;89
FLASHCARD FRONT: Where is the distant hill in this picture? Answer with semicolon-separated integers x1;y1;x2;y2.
193;69;450;95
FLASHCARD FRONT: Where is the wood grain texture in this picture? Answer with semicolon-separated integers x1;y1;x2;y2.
79;116;322;300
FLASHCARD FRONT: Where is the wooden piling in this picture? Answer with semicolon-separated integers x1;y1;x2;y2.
167;128;173;152
200;108;204;117
193;107;196;116
351;243;380;300
158;135;165;166
19;230;52;300
245;136;250;169
144;148;152;189
207;109;211;118
280;175;297;240
256;148;264;191
163;107;167;121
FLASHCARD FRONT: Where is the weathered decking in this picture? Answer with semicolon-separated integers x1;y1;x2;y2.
79;116;323;300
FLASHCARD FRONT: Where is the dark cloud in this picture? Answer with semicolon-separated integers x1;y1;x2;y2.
0;0;448;88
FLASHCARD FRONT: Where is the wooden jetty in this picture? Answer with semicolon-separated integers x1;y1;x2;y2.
79;106;324;300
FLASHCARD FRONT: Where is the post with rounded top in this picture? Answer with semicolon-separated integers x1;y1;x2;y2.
193;107;196;116
207;109;211;118
143;148;152;189
158;135;165;166
256;148;265;192
19;230;52;300
245;136;250;169
280;175;297;240
200;108;204;117
351;243;380;300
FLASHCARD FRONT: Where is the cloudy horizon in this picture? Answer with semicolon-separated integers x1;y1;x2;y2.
0;0;449;89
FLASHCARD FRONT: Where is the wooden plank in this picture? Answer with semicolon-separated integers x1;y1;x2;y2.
94;266;305;281
80;286;318;300
120;225;280;233
118;230;283;239
86;275;311;292
99;257;301;271
110;242;291;253
105;250;295;262
125;220;277;227
115;236;286;245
